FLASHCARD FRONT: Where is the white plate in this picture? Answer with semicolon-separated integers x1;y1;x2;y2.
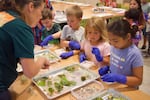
80;60;95;69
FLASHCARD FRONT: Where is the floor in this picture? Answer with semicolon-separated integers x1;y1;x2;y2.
139;49;150;95
139;40;150;95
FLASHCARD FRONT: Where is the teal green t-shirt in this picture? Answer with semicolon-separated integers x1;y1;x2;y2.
41;23;61;44
0;11;34;91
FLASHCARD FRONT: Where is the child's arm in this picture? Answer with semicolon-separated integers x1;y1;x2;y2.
79;50;87;63
60;50;80;59
126;66;143;86
92;47;110;65
102;56;110;66
101;66;143;87
52;31;61;39
60;39;80;50
40;31;61;46
60;39;70;48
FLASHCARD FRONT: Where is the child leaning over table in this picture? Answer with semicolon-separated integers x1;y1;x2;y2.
99;19;143;88
124;8;141;46
32;0;54;45
60;5;85;59
40;8;61;46
79;17;110;67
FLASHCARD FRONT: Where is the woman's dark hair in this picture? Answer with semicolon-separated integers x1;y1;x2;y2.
130;0;145;25
133;0;142;12
107;19;138;39
125;8;140;22
0;0;45;11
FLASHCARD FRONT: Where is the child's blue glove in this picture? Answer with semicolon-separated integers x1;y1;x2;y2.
79;53;87;63
98;66;109;76
40;35;54;46
101;73;127;84
69;41;80;50
92;47;103;62
60;51;73;59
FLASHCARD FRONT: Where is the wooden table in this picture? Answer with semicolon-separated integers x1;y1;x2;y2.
52;1;125;23
10;46;150;100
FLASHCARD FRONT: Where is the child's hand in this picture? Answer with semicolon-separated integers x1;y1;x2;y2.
98;66;109;76
101;73;127;84
92;47;103;62
79;53;87;63
60;51;73;59
69;41;80;50
40;35;54;46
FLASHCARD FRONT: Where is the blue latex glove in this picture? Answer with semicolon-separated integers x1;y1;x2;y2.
60;51;73;59
98;66;109;76
79;53;87;63
40;35;54;46
101;73;127;84
92;47;103;62
69;41;80;50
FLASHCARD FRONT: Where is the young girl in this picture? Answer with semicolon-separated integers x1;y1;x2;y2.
124;8;141;46
99;19;143;87
40;8;61;46
32;0;54;45
129;0;146;48
80;17;110;67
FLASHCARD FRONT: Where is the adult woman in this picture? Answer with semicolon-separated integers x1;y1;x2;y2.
0;0;50;99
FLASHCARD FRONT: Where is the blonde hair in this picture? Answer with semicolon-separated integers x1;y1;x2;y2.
85;17;108;42
65;5;83;19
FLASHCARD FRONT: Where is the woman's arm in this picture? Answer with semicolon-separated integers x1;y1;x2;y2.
20;57;50;78
52;31;61;39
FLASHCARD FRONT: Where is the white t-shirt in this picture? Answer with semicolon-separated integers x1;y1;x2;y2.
61;25;85;42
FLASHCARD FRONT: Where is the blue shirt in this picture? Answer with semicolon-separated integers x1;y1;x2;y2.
110;44;143;76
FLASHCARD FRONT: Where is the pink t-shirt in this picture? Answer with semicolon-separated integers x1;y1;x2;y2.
81;40;110;67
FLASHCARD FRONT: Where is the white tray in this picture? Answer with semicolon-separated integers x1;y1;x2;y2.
34;49;61;63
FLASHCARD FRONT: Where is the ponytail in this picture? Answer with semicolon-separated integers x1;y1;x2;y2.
130;24;139;38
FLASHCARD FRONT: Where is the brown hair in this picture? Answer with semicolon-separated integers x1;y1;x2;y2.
129;0;145;26
0;0;45;12
41;8;53;20
107;19;137;39
65;5;83;19
85;17;108;42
